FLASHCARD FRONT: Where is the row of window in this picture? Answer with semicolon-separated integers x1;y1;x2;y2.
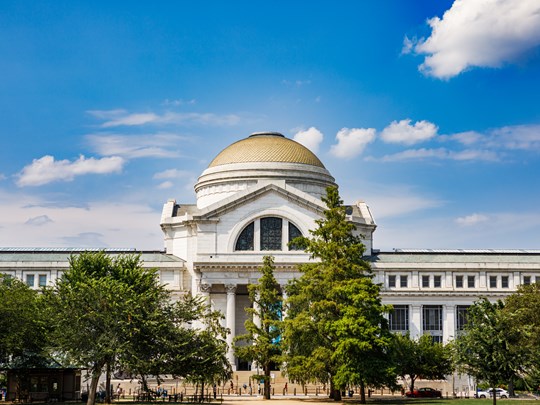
235;217;303;251
388;274;539;289
25;274;47;288
389;304;470;343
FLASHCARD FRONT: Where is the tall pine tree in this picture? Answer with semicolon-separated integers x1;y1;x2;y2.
283;186;394;402
234;255;282;399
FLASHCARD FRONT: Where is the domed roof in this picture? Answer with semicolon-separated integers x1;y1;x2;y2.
208;132;325;168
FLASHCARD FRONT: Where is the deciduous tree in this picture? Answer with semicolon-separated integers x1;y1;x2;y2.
455;298;531;405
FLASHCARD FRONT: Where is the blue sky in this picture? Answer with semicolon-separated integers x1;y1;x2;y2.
1;1;540;250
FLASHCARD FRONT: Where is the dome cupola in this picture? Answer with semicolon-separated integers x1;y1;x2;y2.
195;132;335;208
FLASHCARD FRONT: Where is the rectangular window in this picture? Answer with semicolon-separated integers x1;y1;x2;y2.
467;275;475;288
26;274;35;288
388;275;396;288
389;305;409;333
400;275;408;288
422;275;430;288
523;276;531;285
260;217;283;250
455;275;463;288
501;275;509;288
423;305;443;342
38;274;47;287
423;305;443;331
489;275;497;288
434;275;441;288
456;305;470;333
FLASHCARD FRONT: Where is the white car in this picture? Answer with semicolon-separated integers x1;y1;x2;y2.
476;388;509;399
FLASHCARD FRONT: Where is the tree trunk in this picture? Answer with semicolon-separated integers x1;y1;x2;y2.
105;362;111;403
360;381;366;404
410;375;417;392
87;366;102;405
264;366;271;399
492;385;497;405
329;380;341;401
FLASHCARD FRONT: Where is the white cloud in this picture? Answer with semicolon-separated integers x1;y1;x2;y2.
153;169;192;179
456;213;489;226
381;119;438;145
293;127;324;154
25;215;53;226
488;124;540;150
0;190;163;249
373;147;498;162
410;0;540;79
157;181;174;189
86;133;189;158
88;109;241;127
330;127;376;159
16;155;124;187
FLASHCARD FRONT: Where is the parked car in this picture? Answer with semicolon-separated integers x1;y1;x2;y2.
405;387;443;398
476;388;509;399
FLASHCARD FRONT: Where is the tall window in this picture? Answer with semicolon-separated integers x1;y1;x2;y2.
400;275;408;288
389;305;409;333
523;276;531;285
235;217;303;252
423;305;443;343
489;275;497;288
467;275;475;288
501;275;509;288
38;274;47;288
388;275;396;288
456;305;470;334
455;275;463;288
422;275;430;288
26;274;35;288
260;217;282;250
434;275;442;288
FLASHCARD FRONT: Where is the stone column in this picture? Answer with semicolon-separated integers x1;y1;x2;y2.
225;284;237;371
444;304;456;343
281;285;287;319
410;305;421;339
193;282;212;330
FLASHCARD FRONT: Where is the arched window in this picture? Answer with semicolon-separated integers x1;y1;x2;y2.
288;222;302;250
235;222;254;251
234;217;304;252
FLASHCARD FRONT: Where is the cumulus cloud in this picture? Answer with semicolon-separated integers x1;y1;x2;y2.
16;155;124;187
86;133;188;158
330;128;376;159
456;213;490;226
0;190;163;249
25;215;53;226
293;127;324;153
157;181;174;189
408;0;540;79
153;169;192;179
372;148;499;162
87;109;241;127
381;119;438;145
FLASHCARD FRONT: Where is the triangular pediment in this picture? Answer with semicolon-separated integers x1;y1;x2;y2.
194;183;326;220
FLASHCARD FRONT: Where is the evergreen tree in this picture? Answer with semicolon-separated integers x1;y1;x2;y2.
234;255;282;400
283;186;394;402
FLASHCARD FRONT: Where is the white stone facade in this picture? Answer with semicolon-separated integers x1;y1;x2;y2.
2;132;540;391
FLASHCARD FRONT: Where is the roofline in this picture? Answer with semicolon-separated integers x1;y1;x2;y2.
372;248;540;255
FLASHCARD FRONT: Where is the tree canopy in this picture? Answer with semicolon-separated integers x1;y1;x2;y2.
283;186;393;402
455;298;532;405
44;251;230;405
391;333;453;392
235;255;282;399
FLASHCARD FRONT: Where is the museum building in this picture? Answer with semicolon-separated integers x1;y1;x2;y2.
2;132;540;388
